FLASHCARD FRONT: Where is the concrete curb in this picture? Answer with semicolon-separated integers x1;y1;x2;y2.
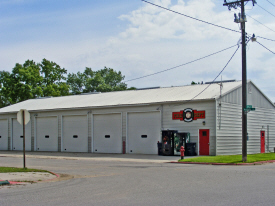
170;160;275;165
45;171;60;182
0;180;27;185
0;171;60;185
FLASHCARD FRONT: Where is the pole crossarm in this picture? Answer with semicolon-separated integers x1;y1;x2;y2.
223;0;256;10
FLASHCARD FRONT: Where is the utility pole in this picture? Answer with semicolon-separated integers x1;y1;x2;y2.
223;0;256;162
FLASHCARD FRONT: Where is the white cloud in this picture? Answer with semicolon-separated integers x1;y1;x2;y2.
0;0;274;101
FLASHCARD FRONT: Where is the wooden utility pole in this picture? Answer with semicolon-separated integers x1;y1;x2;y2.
240;0;247;162
223;0;256;162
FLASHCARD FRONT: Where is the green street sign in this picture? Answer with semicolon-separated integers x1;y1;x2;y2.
246;105;252;109
244;107;256;112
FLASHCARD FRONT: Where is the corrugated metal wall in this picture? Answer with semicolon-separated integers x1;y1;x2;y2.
217;82;275;155
162;101;216;156
1;81;274;156
0;105;161;152
221;82;274;109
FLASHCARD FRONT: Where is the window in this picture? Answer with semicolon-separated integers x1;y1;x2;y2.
105;135;110;138
45;135;49;138
73;135;78;138
141;135;148;138
202;131;207;136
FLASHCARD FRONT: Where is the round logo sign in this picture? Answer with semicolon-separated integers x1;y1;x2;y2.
183;108;193;122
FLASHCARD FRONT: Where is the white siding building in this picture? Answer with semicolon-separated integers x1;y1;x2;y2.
0;80;274;156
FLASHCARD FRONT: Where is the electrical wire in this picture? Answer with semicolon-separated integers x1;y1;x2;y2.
265;0;275;8
141;0;275;42
124;44;239;83
189;44;240;101
256;41;275;54
246;13;275;33
141;0;241;34
256;3;275;19
257;36;275;42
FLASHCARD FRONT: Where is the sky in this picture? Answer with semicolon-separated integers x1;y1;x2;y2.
1;0;275;101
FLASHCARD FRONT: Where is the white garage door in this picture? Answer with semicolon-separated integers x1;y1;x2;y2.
36;116;58;151
0;119;8;150
93;113;122;153
62;115;88;152
12;119;31;151
127;112;161;154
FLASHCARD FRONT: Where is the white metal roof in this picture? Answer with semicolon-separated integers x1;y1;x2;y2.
0;81;244;114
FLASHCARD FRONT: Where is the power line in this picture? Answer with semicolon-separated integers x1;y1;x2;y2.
141;0;275;42
256;3;275;19
141;0;241;34
189;44;240;101
124;44;239;83
256;41;275;54
265;0;275;8
257;36;275;42
246;13;275;33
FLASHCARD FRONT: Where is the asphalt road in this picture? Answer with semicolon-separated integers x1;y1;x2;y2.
1;153;275;206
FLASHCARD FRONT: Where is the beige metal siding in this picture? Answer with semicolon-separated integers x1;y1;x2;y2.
0;119;8;150
216;102;275;155
222;82;274;109
162;101;216;156
88;111;92;153
31;115;35;151
216;102;242;155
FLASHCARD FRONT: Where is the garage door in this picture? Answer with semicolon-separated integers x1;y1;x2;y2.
36;116;58;151
93;113;122;153
12;119;31;151
0;119;8;150
62;115;88;152
127;112;161;154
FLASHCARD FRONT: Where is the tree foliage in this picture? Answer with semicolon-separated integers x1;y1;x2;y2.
67;67;128;95
0;60;134;108
0;59;69;107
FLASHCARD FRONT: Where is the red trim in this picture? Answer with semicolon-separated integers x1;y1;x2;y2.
193;110;205;120
172;111;184;121
172;109;205;121
123;141;126;154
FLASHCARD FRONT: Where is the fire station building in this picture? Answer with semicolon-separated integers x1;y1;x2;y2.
0;80;274;156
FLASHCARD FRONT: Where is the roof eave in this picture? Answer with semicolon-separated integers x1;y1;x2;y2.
0;98;216;114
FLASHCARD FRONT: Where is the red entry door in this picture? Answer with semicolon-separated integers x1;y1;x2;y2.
261;131;265;153
199;129;209;155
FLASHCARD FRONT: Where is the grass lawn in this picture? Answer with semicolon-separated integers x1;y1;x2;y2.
179;153;275;163
0;167;49;173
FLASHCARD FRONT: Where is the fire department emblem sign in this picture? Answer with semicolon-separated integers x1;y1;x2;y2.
172;108;205;122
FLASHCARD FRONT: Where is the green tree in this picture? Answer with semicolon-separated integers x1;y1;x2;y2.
0;59;70;108
0;60;43;106
40;59;70;97
67;67;129;94
67;71;86;95
0;60;133;108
